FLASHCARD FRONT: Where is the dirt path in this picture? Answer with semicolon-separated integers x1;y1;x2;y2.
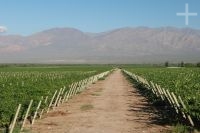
28;70;171;133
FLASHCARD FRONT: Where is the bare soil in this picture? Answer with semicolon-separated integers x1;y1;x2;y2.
27;70;171;133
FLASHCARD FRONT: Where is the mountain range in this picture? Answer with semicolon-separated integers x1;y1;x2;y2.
0;27;200;63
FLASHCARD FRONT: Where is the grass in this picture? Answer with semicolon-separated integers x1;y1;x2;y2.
98;77;105;80
171;123;195;133
80;104;94;111
18;128;31;133
91;88;103;96
91;93;101;96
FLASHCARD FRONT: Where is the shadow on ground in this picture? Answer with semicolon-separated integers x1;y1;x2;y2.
124;74;198;133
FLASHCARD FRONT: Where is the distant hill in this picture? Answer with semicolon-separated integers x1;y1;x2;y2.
0;27;200;63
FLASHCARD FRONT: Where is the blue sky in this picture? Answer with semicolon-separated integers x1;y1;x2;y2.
0;0;200;35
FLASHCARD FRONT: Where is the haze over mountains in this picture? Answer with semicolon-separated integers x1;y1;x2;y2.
0;27;200;63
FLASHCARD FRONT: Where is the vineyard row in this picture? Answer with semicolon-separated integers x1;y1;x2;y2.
123;70;195;127
7;70;112;133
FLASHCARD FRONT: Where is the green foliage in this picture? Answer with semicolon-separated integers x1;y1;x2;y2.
171;123;193;133
98;77;105;80
0;65;111;127
126;67;200;122
80;104;94;111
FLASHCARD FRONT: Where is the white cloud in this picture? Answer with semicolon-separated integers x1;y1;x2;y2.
0;26;7;33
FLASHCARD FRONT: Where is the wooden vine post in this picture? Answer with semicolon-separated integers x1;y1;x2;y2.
47;90;57;113
32;97;43;125
178;96;194;126
40;96;48;119
9;104;21;133
53;88;63;109
21;100;33;131
62;89;69;103
57;87;65;106
123;70;196;127
66;88;72;101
